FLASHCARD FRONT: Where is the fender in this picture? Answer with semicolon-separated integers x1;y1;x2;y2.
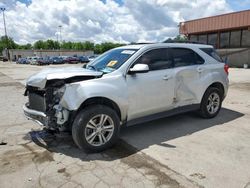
59;74;129;121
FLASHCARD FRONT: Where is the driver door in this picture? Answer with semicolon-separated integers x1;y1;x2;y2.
126;48;175;121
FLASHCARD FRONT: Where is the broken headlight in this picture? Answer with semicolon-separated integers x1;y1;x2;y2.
53;86;66;103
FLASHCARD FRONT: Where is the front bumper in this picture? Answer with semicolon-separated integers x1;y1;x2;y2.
23;103;48;127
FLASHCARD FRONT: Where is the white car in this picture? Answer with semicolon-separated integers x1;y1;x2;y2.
23;43;229;152
29;56;39;65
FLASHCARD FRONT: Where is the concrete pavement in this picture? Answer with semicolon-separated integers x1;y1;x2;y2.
0;62;250;188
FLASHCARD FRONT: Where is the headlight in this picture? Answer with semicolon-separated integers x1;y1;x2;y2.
53;86;66;102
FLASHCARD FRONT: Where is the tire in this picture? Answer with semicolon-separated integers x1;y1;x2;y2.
72;105;120;152
199;87;223;118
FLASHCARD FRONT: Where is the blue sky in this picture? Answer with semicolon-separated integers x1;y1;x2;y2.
227;0;250;11
16;0;250;11
1;0;250;44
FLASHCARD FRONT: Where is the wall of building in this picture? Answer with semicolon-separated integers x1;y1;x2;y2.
217;48;250;67
2;49;94;60
180;10;250;35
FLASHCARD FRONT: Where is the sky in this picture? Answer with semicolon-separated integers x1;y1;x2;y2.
0;0;249;44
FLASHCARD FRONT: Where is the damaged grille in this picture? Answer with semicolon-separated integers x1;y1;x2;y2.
26;86;47;112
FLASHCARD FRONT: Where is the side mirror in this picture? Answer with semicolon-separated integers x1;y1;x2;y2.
129;64;149;74
82;63;87;68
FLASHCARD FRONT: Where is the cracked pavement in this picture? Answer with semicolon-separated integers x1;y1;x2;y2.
0;62;250;188
0;63;196;188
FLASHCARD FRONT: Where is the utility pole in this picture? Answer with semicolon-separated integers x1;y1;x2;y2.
0;7;9;61
58;25;62;56
58;25;62;43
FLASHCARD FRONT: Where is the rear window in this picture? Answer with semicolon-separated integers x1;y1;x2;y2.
200;48;223;62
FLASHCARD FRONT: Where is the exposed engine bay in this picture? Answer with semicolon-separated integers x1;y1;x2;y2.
24;75;99;131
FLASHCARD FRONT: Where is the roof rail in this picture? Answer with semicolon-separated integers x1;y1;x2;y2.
163;40;207;45
130;42;155;45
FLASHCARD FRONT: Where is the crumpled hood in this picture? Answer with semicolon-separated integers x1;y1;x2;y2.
26;66;103;88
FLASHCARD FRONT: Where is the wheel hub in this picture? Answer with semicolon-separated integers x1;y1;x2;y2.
85;114;114;146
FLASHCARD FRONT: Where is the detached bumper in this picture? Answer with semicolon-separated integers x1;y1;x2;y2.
23;103;48;127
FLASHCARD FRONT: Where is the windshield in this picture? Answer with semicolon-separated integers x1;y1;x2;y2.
86;48;137;73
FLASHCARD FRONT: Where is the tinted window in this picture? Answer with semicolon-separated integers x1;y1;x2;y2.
242;30;250;47
230;30;241;48
208;33;218;47
170;48;204;67
198;34;207;44
200;48;223;62
190;35;198;42
220;32;230;48
134;48;173;71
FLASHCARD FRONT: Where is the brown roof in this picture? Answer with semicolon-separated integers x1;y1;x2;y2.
180;9;250;35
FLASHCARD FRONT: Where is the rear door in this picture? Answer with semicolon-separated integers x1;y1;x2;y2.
169;48;205;107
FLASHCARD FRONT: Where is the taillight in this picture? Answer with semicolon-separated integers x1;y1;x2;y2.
224;64;229;75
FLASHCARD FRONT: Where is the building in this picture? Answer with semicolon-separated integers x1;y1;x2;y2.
179;10;250;67
2;49;94;61
179;9;250;48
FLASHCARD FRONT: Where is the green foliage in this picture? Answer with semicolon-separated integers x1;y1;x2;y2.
0;36;17;54
164;35;188;43
1;34;188;55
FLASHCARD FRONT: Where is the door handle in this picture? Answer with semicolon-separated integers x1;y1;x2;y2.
163;75;172;80
197;67;204;73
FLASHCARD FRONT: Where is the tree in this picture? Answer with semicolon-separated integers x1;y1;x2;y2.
84;41;94;51
34;40;45;49
18;43;32;50
61;41;73;49
173;35;188;42
0;36;17;55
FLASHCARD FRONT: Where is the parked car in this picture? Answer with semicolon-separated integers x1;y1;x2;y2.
23;43;229;152
37;57;50;65
26;57;33;64
49;56;64;64
79;56;89;63
63;56;80;64
88;55;99;61
0;56;8;62
42;57;51;65
30;57;40;65
17;58;29;64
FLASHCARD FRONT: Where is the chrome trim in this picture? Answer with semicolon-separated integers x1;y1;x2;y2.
23;104;48;126
23;104;46;117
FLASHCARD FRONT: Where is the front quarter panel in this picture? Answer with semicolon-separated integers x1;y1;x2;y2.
59;74;128;121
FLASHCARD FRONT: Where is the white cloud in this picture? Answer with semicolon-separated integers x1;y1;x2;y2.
0;0;232;44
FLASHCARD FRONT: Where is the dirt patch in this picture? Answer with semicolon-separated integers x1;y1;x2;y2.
0;145;54;175
107;140;181;187
21;143;54;164
230;83;250;91
0;82;24;89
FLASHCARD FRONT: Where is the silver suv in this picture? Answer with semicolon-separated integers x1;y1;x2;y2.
23;43;229;152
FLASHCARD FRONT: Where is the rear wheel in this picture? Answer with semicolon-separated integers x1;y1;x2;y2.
199;87;222;118
72;105;120;152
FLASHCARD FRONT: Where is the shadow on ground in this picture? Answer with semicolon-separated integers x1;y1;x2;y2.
25;107;244;161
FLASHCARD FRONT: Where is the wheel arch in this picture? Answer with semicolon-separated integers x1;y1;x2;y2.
207;82;225;97
77;97;122;121
201;82;225;103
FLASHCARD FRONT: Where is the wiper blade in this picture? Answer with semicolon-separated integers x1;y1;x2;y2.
87;65;97;71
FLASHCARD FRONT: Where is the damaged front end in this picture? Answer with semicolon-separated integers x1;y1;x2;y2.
23;67;103;131
24;81;72;131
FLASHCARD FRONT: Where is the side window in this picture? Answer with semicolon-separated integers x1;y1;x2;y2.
170;48;204;68
133;48;173;71
200;48;223;62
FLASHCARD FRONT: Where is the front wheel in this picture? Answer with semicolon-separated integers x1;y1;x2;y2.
72;105;120;152
199;87;222;118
